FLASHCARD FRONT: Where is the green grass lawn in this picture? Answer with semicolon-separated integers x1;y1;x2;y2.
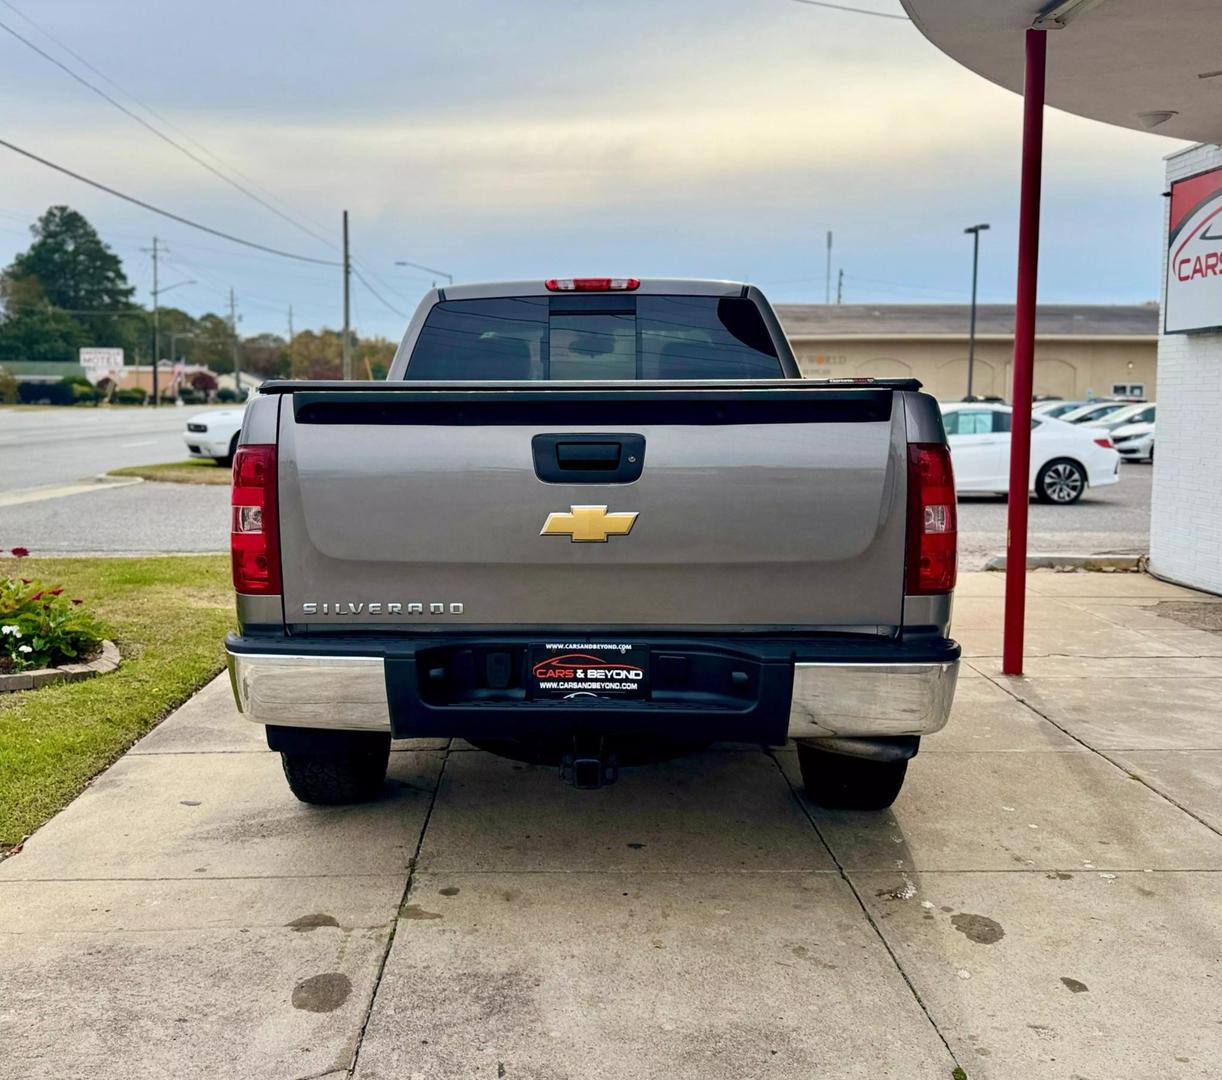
109;459;231;485
0;555;233;849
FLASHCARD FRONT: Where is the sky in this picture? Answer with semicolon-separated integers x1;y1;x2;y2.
0;0;1189;342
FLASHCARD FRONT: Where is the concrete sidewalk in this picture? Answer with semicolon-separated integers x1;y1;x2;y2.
2;571;1220;1079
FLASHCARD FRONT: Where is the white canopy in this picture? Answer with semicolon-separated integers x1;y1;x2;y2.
899;0;1222;143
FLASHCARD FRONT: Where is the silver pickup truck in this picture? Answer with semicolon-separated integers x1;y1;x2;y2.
226;278;959;810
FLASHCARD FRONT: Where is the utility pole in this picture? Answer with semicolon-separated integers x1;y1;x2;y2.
228;287;242;399
825;230;833;304
142;238;193;406
287;305;294;345
836;268;844;305
342;210;352;380
150;236;160;406
964;223;991;399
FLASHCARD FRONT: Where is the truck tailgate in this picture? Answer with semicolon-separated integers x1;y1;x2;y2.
274;385;908;630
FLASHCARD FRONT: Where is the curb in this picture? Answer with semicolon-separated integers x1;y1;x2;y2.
0;639;122;693
0;476;142;509
983;553;1146;573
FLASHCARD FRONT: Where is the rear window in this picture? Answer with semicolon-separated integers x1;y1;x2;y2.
405;295;783;380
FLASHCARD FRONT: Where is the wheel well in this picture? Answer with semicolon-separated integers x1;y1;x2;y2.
229;431;239;455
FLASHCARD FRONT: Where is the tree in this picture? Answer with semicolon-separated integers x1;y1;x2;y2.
355;335;396;379
0;274;85;362
190;370;218;394
5;207;138;353
8;206;134;313
241;332;289;378
288;328;343;380
176;313;231;372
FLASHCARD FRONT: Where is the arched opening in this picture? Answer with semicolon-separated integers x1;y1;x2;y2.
855;356;913;379
939;356;998;399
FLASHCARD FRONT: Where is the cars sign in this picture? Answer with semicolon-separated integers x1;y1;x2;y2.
1165;165;1222;334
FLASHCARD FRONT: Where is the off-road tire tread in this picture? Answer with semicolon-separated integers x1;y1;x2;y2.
796;744;908;810
281;748;389;805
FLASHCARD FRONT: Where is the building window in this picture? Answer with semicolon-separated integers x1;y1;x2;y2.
1111;383;1145;397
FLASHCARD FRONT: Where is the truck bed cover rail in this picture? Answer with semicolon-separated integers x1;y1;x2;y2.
259;377;923;394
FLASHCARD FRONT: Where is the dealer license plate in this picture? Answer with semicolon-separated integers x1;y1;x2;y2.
527;642;649;700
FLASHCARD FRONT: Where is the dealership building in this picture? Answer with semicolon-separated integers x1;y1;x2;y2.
776;303;1157;401
901;0;1222;597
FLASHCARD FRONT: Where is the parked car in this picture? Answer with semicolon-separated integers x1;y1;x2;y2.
183;406;245;465
940;400;1120;503
1084;402;1156;433
225;278;962;811
1032;399;1094;419
1059;400;1141;425
1112;420;1155;462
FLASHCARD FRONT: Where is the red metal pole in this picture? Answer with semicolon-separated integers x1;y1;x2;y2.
1002;28;1047;676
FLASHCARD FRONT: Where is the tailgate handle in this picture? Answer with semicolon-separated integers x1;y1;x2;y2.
532;434;646;484
556;442;620;470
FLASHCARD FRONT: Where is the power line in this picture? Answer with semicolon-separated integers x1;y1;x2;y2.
0;136;342;266
2;0;338;243
0;8;337;252
1;8;447;305
350;265;408;320
787;0;908;18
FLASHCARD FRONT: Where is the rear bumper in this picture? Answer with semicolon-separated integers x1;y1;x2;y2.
226;632;959;744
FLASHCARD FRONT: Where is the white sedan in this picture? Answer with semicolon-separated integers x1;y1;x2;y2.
940;401;1121;504
183;407;245;465
1112;420;1155;463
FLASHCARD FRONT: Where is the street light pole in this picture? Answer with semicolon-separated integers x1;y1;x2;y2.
394;260;453;287
150;237;159;406
964;223;990;399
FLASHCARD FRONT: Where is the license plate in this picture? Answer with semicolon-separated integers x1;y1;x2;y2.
527;642;649;700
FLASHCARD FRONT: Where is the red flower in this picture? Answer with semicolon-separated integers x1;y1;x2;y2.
20;578;32;585
48;588;64;596
71;599;83;606
29;591;43;601
10;548;29;558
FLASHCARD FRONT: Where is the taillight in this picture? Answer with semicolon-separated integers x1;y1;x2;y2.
231;444;281;595
906;443;957;595
1094;436;1114;449
545;277;640;292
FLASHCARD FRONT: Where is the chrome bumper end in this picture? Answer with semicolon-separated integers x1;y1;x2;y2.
228;651;392;731
786;660;958;739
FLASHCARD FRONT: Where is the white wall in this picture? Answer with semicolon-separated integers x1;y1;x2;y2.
1149;143;1222;595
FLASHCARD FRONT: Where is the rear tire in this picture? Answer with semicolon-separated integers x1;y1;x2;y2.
281;740;390;805
1035;458;1086;504
796;743;908;810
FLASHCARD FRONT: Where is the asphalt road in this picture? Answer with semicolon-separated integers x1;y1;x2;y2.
957;462;1152;567
0;404;215;493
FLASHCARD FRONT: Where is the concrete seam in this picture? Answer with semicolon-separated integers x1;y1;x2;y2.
345;739;452;1079
977;670;1222;840
764;749;965;1072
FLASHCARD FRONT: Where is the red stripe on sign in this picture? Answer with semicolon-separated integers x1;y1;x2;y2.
1170;165;1222;239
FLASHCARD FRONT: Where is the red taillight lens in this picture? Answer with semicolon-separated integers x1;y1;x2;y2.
231;444;281;595
906;443;957;595
1094;436;1114;449
544;277;640;292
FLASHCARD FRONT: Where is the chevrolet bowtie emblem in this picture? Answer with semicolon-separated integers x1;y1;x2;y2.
540;505;639;543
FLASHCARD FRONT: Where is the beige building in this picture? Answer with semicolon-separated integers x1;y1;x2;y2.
775;304;1158;401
